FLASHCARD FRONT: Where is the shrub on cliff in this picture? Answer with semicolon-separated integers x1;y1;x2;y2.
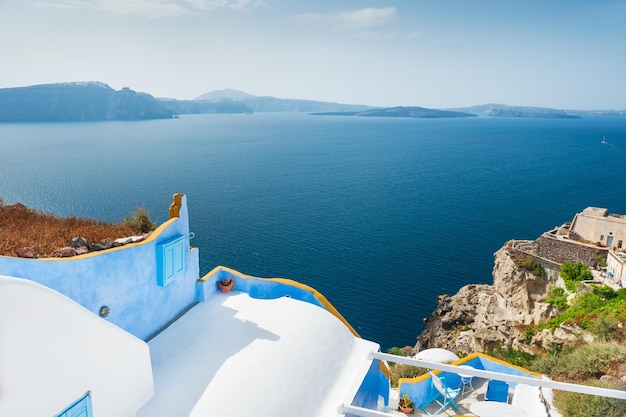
560;260;593;291
123;206;156;234
542;285;626;339
385;347;426;387
546;286;568;309
531;342;626;417
510;252;545;277
554;382;626;417
531;341;626;380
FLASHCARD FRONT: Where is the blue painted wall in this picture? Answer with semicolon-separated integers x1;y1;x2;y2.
197;265;361;337
197;268;324;308
0;194;199;340
349;359;389;415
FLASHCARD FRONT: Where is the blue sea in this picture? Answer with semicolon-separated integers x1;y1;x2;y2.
1;113;625;350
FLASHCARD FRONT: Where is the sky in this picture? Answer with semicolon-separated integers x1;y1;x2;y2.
0;0;625;109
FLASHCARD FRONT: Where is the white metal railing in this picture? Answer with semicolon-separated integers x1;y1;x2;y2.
340;351;625;416
341;404;393;417
371;351;626;400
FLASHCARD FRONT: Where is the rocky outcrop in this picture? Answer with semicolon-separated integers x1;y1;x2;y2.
14;235;147;259
15;247;36;258
416;241;595;355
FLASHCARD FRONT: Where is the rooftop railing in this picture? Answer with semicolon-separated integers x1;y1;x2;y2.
340;351;626;417
371;351;626;400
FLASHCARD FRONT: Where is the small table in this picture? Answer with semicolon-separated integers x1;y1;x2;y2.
470;401;528;417
457;365;475;395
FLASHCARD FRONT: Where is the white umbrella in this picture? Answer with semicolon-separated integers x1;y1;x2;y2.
413;348;460;363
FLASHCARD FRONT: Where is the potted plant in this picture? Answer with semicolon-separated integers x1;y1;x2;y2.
399;393;414;414
218;277;234;293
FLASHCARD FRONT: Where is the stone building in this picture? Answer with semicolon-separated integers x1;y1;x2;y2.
568;207;626;287
570;207;626;249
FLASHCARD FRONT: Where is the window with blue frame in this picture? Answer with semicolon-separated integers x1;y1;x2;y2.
157;235;185;286
55;392;92;417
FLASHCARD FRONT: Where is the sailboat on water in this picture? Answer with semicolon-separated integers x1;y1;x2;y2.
601;136;607;144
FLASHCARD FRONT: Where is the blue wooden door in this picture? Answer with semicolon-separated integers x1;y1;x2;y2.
157;235;185;286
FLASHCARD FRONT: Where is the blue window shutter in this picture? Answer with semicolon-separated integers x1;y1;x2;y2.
157;235;186;286
55;392;92;417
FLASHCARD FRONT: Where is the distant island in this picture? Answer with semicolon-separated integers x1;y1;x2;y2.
0;82;173;122
310;106;477;119
195;88;372;113
451;104;584;119
0;82;623;123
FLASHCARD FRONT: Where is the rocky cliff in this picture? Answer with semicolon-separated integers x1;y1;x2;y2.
415;240;595;355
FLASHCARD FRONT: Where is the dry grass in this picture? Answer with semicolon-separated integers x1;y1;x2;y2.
0;199;137;257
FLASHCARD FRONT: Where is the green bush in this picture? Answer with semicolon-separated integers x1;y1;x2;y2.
523;327;535;344
546;286;568;309
530;342;626;380
389;363;426;388
386;346;405;357
542;286;626;338
123;206;156;234
589;316;621;341
531;341;626;417
560;261;593;292
384;347;427;387
489;344;535;368
554;380;626;417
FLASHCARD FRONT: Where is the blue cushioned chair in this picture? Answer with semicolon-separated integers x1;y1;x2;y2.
485;379;509;403
422;371;461;416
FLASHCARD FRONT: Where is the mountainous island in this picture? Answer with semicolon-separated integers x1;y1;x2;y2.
0;82;623;123
451;104;583;119
0;82;173;122
195;88;372;113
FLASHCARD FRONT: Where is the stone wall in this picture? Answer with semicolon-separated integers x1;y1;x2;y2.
510;241;561;272
536;234;607;267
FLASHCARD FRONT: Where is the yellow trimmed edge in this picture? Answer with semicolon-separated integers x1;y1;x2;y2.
6;193;185;262
466;352;542;377
380;360;391;379
398;351;542;389
200;265;361;338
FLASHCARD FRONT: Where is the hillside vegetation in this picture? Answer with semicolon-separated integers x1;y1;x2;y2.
388;257;626;417
0;198;154;257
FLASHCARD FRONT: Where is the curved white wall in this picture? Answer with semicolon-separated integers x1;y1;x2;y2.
0;276;154;417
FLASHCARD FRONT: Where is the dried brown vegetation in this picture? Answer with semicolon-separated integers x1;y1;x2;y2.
0;199;137;257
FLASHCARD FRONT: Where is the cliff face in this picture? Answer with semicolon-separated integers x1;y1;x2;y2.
416;242;575;355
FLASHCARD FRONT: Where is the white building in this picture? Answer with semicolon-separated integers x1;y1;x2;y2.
570;207;626;249
606;250;626;288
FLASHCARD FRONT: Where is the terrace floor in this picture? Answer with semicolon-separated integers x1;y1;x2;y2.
390;377;492;417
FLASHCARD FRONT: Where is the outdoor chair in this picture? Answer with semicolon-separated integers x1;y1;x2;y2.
485;379;509;402
422;371;461;417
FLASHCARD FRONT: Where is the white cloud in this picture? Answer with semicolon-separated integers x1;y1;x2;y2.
332;7;397;30
353;30;397;41
34;0;266;17
296;7;398;31
403;31;422;41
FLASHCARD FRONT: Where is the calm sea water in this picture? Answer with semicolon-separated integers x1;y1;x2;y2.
1;113;625;350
